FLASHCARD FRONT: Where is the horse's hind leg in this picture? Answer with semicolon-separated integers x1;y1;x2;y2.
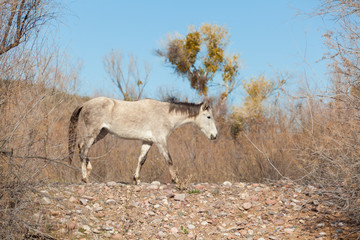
79;133;97;183
94;128;108;144
133;141;152;185
78;127;108;183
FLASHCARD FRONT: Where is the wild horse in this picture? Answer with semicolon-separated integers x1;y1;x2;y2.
68;97;218;184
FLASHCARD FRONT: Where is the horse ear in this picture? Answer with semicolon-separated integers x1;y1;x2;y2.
202;97;211;111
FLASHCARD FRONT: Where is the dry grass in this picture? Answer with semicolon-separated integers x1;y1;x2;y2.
0;43;82;238
1;75;360;238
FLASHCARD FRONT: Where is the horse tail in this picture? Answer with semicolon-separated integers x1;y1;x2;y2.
68;106;83;164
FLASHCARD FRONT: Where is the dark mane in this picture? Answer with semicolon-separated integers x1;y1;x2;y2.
167;99;202;117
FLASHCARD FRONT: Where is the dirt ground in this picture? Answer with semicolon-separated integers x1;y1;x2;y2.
27;180;359;239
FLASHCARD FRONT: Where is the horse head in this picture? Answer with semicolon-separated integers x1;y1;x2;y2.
195;97;218;140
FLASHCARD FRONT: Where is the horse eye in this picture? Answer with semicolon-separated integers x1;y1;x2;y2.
207;116;211;119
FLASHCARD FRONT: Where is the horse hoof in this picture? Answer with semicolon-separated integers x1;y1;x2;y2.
133;176;141;185
81;178;88;183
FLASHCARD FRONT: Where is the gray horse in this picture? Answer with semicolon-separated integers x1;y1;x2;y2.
68;97;218;184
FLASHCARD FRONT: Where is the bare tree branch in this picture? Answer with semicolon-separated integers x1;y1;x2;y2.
103;49;151;101
0;0;54;56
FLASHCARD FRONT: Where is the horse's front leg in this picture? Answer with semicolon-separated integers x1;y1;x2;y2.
156;142;179;184
133;141;152;185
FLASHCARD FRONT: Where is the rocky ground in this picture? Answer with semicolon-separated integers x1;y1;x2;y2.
28;181;359;240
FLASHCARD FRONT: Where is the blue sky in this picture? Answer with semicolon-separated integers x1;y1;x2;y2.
57;0;331;104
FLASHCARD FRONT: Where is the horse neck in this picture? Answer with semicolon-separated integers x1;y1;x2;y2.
170;112;196;129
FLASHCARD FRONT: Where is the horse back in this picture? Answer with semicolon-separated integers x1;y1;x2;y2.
81;97;170;140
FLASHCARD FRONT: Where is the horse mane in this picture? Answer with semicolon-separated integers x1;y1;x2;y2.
167;98;202;117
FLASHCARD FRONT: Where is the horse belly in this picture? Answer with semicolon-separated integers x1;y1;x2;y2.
108;123;154;141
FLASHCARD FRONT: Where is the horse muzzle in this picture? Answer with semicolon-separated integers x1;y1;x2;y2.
210;134;217;140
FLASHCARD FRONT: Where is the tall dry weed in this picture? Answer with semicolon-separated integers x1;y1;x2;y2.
0;45;82;238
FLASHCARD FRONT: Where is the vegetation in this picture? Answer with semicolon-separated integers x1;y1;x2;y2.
156;23;240;99
103;49;151;101
188;189;201;194
0;0;359;238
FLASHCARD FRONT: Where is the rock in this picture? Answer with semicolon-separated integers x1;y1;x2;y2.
50;210;60;216
335;228;343;233
239;229;247;236
151;181;161;186
266;199;277;205
217;211;228;217
162;198;169;205
317;222;325;228
223;181;232;187
201;221;208;225
95;212;105;218
174;193;186;201
106;181;117;187
254;187;262;192
82;225;91;234
170;227;178;234
81;195;95;200
293;205;302;211
242;202;252;210
187;224;195;230
318;232;326;237
41;197;51;205
105;199;116;205
102;226;114;231
93;203;103;211
69;196;78;203
147;211;155;216
240;193;249;200
147;184;159;190
284;228;295;234
158;231;166;237
79;198;88;206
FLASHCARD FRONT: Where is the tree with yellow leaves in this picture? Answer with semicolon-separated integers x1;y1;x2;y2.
157;23;240;99
242;75;275;120
231;75;284;137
